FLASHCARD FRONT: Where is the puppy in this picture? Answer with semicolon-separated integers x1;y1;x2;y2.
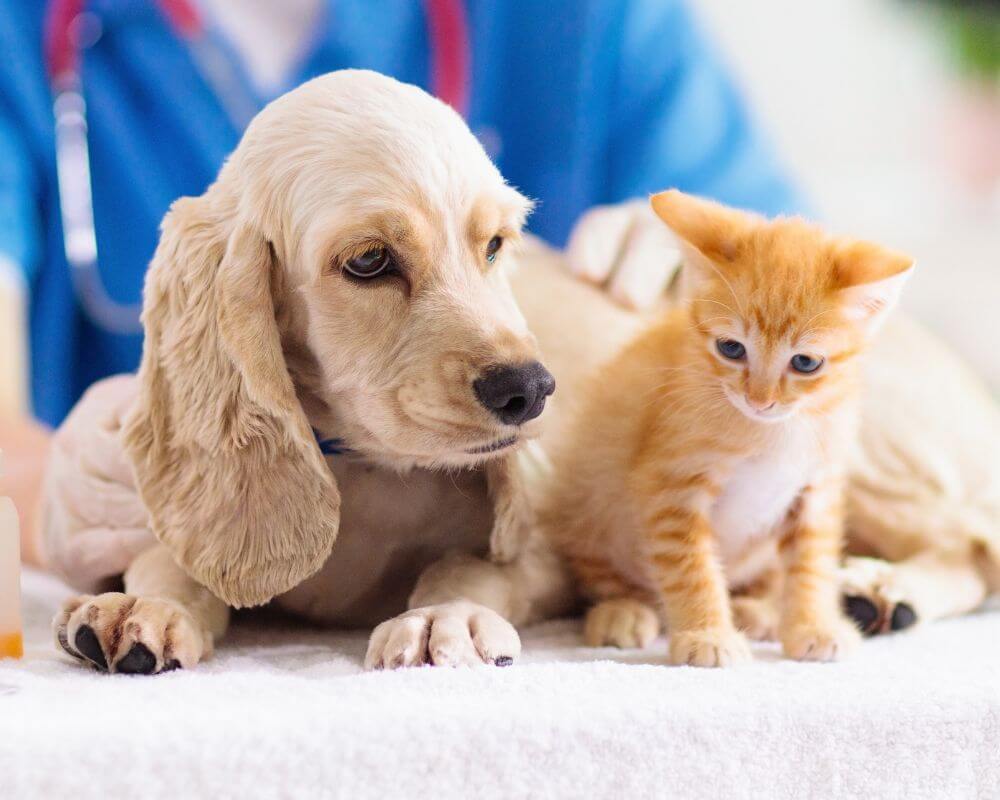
44;70;578;673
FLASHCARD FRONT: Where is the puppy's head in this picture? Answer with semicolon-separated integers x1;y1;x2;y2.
123;71;549;606
253;72;552;468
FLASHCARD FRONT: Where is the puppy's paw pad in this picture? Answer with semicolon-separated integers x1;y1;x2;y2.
890;602;917;631
668;628;751;668
365;601;520;670
583;598;660;648
53;593;206;675
781;619;860;662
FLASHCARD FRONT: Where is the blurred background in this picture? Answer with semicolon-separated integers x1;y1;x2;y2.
700;0;1000;389
1;0;998;420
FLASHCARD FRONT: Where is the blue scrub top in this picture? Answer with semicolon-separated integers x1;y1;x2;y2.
0;0;802;426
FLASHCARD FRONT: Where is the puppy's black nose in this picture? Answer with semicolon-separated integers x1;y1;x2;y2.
474;361;555;426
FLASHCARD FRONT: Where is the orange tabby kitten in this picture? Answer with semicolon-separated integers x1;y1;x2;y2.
543;190;913;667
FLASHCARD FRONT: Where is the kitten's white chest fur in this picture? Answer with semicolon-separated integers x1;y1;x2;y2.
711;420;821;565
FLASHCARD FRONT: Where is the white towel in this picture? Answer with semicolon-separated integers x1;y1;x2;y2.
2;568;998;800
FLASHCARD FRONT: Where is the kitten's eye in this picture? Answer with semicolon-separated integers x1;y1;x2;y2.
790;354;824;374
486;236;503;263
344;247;393;279
716;338;746;360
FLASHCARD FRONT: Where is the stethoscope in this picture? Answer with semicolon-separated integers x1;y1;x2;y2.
44;0;470;335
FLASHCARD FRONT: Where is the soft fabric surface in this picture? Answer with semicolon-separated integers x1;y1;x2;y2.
3;569;998;799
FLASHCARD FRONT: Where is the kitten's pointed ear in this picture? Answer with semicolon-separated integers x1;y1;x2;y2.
650;190;752;263
834;240;914;335
650;190;754;301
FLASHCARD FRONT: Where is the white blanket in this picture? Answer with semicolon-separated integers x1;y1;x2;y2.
3;568;998;800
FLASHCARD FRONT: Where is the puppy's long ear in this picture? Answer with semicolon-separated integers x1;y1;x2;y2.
123;194;340;608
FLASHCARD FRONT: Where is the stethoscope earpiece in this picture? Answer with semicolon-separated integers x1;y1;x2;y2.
44;0;470;334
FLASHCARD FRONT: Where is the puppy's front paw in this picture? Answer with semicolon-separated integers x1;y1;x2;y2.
364;601;520;670
668;627;751;667
840;556;919;636
780;617;860;662
53;593;208;675
584;598;660;648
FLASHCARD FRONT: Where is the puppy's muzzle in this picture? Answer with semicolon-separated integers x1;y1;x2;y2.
473;361;556;426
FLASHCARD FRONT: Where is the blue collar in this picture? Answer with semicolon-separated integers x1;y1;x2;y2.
313;429;354;457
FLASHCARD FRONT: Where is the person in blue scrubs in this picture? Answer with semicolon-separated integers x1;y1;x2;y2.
0;0;800;429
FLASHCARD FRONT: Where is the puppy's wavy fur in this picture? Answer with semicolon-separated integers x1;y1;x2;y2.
46;71;575;674
123;72;540;609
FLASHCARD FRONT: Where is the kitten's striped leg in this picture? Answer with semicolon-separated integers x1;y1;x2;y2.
640;475;750;667
779;476;861;661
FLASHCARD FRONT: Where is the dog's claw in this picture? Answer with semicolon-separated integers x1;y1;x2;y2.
890;602;918;631
843;595;880;636
74;625;108;668
116;642;158;675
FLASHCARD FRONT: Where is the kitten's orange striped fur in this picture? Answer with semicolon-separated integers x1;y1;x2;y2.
543;190;913;666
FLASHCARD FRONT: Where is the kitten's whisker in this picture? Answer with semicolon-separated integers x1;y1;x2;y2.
644;365;705;380
799;325;835;340
699;259;746;318
691;298;739;317
640;383;722;413
800;308;836;331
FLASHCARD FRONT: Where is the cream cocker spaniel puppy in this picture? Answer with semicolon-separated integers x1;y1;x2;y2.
43;70;577;673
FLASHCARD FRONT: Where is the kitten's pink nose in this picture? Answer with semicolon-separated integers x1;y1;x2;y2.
745;395;776;413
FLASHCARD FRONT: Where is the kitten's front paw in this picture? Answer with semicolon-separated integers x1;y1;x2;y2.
780;618;860;662
584;598;660;648
668;627;751;667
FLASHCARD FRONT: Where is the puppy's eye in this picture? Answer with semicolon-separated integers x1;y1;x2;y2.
344;247;393;279
716;338;746;360
486;236;503;263
790;354;824;374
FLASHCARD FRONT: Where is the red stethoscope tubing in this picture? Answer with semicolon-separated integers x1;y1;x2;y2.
46;0;470;112
43;0;471;334
424;0;471;118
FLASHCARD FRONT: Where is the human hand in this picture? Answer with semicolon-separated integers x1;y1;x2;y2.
40;376;155;591
565;199;683;311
